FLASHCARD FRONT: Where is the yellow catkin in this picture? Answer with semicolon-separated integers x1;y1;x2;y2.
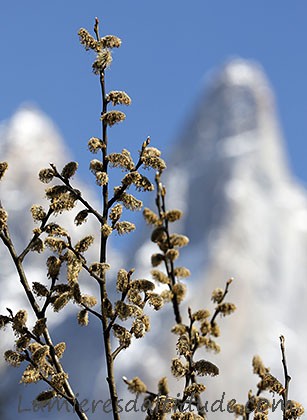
0;161;8;180
126;377;147;394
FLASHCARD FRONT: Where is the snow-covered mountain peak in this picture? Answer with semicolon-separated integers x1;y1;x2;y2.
171;59;290;215
216;58;270;90
1;105;69;173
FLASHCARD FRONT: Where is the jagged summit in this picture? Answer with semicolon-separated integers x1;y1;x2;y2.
172;59;289;189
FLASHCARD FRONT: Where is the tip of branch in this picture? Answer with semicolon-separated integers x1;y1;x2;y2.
227;277;234;286
94;17;100;39
6;307;13;317
141;137;150;151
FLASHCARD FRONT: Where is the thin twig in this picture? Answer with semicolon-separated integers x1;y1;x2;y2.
24;351;72;401
107;152;146;209
81;303;103;320
112;343;126;361
210;278;233;326
154;173;182;324
19;208;54;262
187;308;206;418
106;271;133;335
50;164;104;224
280;335;291;419
0;229;41;315
23;350;89;415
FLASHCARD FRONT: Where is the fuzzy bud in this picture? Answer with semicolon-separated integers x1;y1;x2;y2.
78;28;99;51
171;358;187;378
88;137;103;153
38;168;55;183
4;350;25;367
100;35;122;49
61;162;78;179
75;235;94;253
74;210;89;226
78;309;89;326
143;208;159;225
101;224;113;237
30;205;46;222
0;208;8;231
115;189;142;211
115;221;135;235
92;50;112;74
194;359;219;377
108;150;134;171
164;210;182;222
109;204;123;222
116;269;129;292
101;111;126;126
0;161;8;181
106;91;131;106
217;302;236;317
125;377;147;394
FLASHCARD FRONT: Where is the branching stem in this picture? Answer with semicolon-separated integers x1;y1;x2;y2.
0;228;88;420
94;18;120;420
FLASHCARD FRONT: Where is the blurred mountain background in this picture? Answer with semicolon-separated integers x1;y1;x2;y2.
1;58;307;419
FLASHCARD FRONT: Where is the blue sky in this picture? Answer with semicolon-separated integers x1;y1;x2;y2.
1;1;307;184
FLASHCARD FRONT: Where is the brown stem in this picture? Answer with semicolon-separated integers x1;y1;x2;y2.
106;270;134;335
280;335;291;419
81;303;103;320
187;308;206;418
19;208;54;262
210;278;233;327
112;343;126;361
154;173;182;324
107;154;145;209
94;18;120;420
